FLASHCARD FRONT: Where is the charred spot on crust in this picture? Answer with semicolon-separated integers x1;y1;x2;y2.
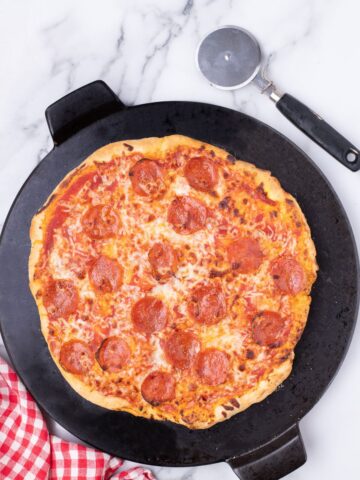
255;183;277;205
209;150;215;157
279;351;291;362
286;198;294;205
227;154;236;164
124;143;134;151
219;196;231;209
246;349;255;359
222;411;227;418
296;221;302;228
230;398;240;408
223;405;234;411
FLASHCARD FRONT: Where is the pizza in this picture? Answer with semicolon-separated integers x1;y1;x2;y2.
29;135;317;429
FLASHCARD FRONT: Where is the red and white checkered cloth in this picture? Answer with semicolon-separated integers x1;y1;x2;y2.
0;356;155;480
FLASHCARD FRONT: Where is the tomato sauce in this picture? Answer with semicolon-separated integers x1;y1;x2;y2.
44;171;98;254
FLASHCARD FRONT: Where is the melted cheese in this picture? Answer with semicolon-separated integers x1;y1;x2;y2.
33;138;317;428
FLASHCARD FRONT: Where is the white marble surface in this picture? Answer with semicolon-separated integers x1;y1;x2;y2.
1;0;360;478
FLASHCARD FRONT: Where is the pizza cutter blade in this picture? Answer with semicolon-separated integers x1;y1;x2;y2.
196;25;360;171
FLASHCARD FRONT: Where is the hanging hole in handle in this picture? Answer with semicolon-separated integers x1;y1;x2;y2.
345;149;358;163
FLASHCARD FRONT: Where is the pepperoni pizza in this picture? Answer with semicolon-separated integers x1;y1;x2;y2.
29;135;317;428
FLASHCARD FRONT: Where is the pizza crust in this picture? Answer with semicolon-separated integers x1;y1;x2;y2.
29;135;317;429
42;351;292;429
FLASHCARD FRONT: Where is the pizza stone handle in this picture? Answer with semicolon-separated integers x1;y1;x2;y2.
45;80;125;145
276;94;360;171
226;423;306;480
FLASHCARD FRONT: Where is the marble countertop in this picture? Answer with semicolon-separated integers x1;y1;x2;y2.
1;0;360;478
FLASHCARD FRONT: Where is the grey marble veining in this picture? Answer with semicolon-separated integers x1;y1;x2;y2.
1;1;360;478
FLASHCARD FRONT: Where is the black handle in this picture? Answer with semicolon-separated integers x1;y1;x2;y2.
45;80;125;145
227;424;306;480
276;93;359;171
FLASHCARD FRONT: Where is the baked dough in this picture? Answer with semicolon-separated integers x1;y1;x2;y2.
29;135;317;428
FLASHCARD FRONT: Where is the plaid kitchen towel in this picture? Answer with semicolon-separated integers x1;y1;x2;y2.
0;356;155;480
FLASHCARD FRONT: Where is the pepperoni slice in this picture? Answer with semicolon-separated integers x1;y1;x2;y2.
131;296;168;335
227;237;264;273
184;156;218;192
167;196;207;234
89;255;123;293
148;241;178;282
163;331;200;369
59;340;94;375
81;204;119;239
129;159;165;197
43;279;79;319
188;284;226;325
96;336;130;372
252;311;287;348
196;348;230;386
270;255;306;294
141;371;176;405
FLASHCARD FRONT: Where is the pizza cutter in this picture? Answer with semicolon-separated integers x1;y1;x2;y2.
196;25;360;171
